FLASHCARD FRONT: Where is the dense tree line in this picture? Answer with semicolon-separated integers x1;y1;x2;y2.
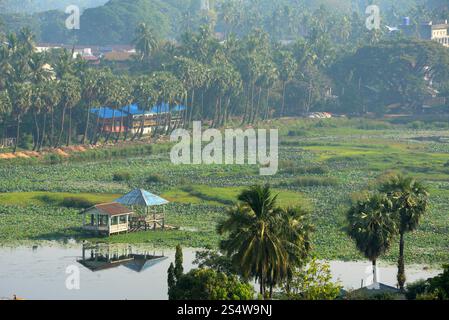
0;26;448;151
1;2;449;152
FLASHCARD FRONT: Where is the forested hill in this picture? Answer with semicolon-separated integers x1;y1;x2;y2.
0;0;442;45
77;0;189;44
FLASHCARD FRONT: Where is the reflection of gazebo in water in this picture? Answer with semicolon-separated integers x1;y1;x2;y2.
115;189;173;231
77;243;167;272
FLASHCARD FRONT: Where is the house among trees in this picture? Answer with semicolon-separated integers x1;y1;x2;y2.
399;18;449;47
90;107;129;134
80;202;133;236
90;103;186;135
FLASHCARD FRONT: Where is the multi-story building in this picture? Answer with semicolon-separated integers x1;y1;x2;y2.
399;18;449;47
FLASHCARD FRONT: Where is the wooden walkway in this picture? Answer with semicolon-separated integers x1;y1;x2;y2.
128;215;179;232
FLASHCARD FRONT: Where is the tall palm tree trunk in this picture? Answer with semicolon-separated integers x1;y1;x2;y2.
188;89;195;127
264;88;270;120
13;115;20;153
397;232;406;291
115;114;124;143
241;84;250;125
55;107;66;148
90;114;100;144
50;109;55;147
104;111;116;143
66;108;72;146
82;107;90;145
33;112;40;151
280;81;286;118
38;114;47;151
372;259;379;288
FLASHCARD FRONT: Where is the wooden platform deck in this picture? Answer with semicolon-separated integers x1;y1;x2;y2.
127;215;179;233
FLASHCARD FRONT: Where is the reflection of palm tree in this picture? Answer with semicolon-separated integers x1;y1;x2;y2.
347;193;397;288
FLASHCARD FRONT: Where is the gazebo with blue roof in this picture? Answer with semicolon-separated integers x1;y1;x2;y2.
115;189;170;231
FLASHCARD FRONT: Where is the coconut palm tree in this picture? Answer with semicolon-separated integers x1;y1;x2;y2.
217;185;289;297
10;82;32;152
17;27;35;55
132;75;158;141
79;69;101;145
271;206;313;296
133;23;158;62
54;49;74;80
54;77;80;147
379;174;429;291
275;50;297;117
0;90;12;141
28;52;52;84
113;75;133;143
31;84;44;150
0;46;14;90
39;81;60;150
347;193;397;288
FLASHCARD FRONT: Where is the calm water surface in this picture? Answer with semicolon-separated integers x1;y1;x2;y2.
0;243;442;300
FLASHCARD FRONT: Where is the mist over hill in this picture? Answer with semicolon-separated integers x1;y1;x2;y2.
0;0;108;13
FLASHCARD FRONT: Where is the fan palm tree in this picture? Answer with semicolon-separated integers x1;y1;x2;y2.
379;174;429;291
217;185;289;297
347;193;397;288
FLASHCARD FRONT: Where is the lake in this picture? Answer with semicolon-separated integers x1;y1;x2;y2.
0;243;442;300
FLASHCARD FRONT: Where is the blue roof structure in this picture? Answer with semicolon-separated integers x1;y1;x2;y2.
121;103;149;115
115;189;169;207
91;103;187;119
121;103;186;115
90;107;127;119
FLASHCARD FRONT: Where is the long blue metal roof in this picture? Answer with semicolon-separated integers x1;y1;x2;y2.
121;103;149;115
115;189;169;207
121;103;186;115
90;107;127;119
91;103;187;119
